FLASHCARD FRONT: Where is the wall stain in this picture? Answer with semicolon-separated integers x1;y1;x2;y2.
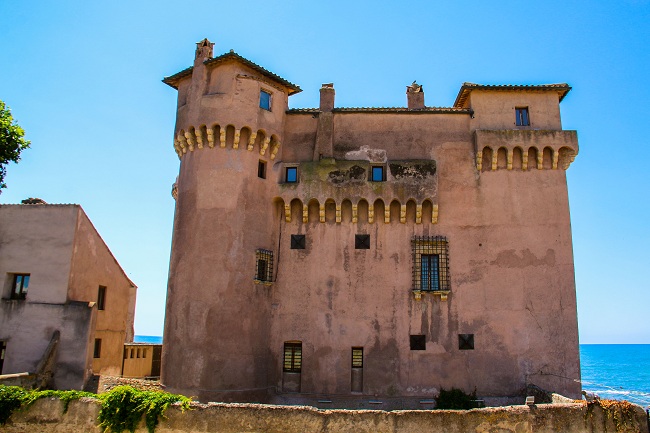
491;249;555;268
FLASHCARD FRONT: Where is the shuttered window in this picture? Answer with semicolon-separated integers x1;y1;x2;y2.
283;342;302;373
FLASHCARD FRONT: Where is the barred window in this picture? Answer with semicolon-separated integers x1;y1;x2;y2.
283;342;302;373
412;236;450;292
255;249;273;282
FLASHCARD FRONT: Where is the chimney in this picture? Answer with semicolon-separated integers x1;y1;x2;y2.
407;81;425;110
21;198;47;205
319;83;335;112
194;38;214;66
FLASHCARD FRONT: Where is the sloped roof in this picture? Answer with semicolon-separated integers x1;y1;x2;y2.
287;107;471;114
453;83;571;108
163;50;302;95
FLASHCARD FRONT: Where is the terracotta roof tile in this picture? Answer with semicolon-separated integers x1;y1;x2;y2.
454;83;571;108
163;51;301;95
287;107;471;114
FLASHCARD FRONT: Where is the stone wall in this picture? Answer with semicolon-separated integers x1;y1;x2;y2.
4;398;648;433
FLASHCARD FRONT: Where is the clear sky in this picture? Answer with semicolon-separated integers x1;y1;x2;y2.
1;1;648;343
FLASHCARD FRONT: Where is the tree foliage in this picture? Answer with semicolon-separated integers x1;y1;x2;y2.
0;100;30;191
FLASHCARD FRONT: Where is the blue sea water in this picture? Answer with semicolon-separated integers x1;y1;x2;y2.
580;344;650;408
133;338;649;407
134;335;163;344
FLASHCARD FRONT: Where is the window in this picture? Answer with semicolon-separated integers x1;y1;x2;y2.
515;107;530;126
131;348;135;358
412;236;450;292
355;234;370;250
0;341;5;374
410;335;426;350
93;339;102;358
283;342;302;373
137;348;141;358
97;285;106;311
260;90;272;111
258;160;267;179
286;166;298;183
370;165;385;182
351;347;363;368
459;334;475;350
124;348;128;359
255;249;273;282
290;234;305;249
11;274;29;300
142;349;147;359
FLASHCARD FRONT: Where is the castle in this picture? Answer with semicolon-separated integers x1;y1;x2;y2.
161;39;581;406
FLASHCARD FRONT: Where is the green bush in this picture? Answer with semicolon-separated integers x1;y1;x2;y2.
0;384;191;433
97;386;191;433
436;387;477;409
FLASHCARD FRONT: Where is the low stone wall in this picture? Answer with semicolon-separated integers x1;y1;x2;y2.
4;397;648;433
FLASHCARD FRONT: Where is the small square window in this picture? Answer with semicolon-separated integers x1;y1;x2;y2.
291;234;305;249
255;249;273;282
97;285;106;311
355;234;370;249
515;107;530;126
458;334;474;350
286;167;298;183
93;339;102;358
371;166;384;182
410;335;426;350
260;90;272;111
10;274;29;300
258;160;267;179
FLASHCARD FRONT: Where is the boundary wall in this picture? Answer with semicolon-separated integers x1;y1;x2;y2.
4;398;648;433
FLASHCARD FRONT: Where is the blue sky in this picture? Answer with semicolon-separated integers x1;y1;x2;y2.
1;1;648;343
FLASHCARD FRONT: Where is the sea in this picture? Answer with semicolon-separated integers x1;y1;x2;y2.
134;337;650;408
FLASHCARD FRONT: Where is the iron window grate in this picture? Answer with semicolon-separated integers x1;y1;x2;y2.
255;249;273;282
459;334;475;350
412;236;450;292
355;234;370;249
291;235;305;249
410;335;426;350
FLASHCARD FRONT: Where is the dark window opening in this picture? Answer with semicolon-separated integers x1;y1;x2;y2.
260;90;272;111
97;285;106;311
0;341;6;374
131;348;135;358
258;160;267;179
283;342;302;373
352;347;363;368
515;107;530;126
137;348;141;358
143;349;147;359
286;167;298;183
291;234;305;249
370;166;384;182
412;236;450;292
459;334;475;350
255;249;273;282
93;339;102;358
124;348;128;359
11;274;29;300
355;234;370;249
410;335;426;350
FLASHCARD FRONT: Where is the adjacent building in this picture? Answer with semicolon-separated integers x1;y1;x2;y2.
161;39;581;406
0;200;137;389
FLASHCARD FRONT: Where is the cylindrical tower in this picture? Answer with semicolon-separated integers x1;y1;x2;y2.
161;39;300;402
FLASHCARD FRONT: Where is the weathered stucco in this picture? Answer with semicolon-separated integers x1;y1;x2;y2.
4;398;649;433
0;204;136;388
162;40;581;403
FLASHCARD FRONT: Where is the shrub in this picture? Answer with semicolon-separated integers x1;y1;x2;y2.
436;387;477;410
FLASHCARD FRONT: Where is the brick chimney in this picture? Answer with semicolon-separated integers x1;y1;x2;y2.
407;81;425;110
319;83;335;112
194;38;214;66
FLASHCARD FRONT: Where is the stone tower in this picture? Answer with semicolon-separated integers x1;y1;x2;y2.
162;38;301;401
162;39;581;406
